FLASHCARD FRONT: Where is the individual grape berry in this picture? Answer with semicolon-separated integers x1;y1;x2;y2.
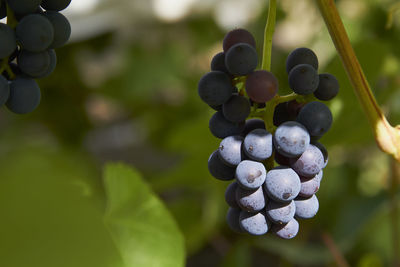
264;166;301;202
223;28;256;52
0;23;17;59
42;11;71;48
16;14;55;52
239;210;270;235
209;111;245;139
286;47;318;73
314;73;339;101
273;102;291;126
211;52;230;75
0;75;10;106
312;141;328;168
225;182;240;209
294;195;319;219
222;95;251;123
218;135;244;166
245;70;278;103
243;128;273;161
6;0;41;15
266;200;295;224
236;186;265;212
299;170;322;197
288;64;319;95
242;118;266;136
290;144;324;178
198;71;233;106
296;101;333;137
273;121;310;158
41;0;71;11
17;50;51;78
272;218;299;239
207;150;236;181
225;43;258;76
226;207;243;233
6;76;41;114
235;160;266;190
274;150;290;166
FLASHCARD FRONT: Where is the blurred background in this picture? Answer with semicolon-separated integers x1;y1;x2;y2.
1;0;400;266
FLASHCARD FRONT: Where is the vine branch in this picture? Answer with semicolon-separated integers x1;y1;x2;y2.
316;0;400;163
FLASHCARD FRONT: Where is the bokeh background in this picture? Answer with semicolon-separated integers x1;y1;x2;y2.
1;0;400;266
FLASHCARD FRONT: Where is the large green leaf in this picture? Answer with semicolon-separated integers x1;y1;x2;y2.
103;163;185;267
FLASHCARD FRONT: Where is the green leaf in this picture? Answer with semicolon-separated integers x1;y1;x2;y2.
103;163;185;267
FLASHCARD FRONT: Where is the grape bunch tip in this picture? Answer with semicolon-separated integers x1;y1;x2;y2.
198;28;339;239
0;0;72;114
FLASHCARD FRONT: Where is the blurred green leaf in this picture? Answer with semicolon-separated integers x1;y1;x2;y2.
103;163;185;267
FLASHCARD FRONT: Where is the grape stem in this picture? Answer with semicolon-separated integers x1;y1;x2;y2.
316;0;400;163
261;0;276;71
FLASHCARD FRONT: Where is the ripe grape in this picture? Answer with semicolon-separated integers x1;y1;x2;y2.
273;121;310;158
198;71;233;106
243;128;273;161
235;160;266;190
288;64;319;95
225;43;258;76
245;70;278;103
286;47;318;73
223;28;256;52
264;166;301;202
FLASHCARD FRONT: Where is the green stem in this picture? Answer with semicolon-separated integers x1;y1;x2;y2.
316;0;400;162
261;0;277;71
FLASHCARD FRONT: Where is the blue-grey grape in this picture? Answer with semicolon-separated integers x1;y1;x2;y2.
6;76;41;114
0;23;17;59
273;121;310;158
266;200;295;225
288;64;319;95
223;28;256;52
225;182;240;209
42;11;71;48
218;135;244;166
16;14;54;52
286;47;318;73
226;208;243;233
314;73;339;101
243;128;273;161
0;75;10;106
222;95;250;123
235;160;266;190
296;101;333;137
207;150;235;181
235;186;265;212
294;195;319;219
198;71;233;106
17;50;51;77
41;0;71;11
239;210;270;235
290;144;324;178
225;43;258;76
264;166;300;202
272;218;299;239
299;170;322;197
209;111;245;139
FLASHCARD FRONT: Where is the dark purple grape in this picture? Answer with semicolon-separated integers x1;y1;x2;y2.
209;111;245;139
198;71;233;106
245;70;278;103
290;144;324;178
223;28;256;52
225;43;258;76
314;73;339;101
296;101;333;137
286;47;318;73
288;64;319;95
222;95;251;123
207;150;236;181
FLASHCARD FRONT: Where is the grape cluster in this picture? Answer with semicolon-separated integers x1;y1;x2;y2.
0;0;71;114
198;29;339;239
